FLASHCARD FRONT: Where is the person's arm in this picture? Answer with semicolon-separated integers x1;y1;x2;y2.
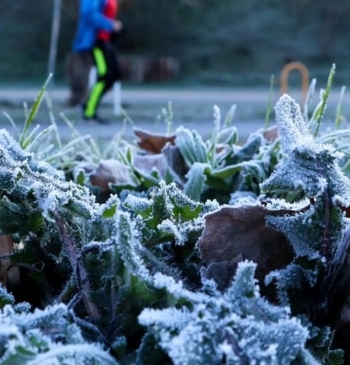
80;0;116;31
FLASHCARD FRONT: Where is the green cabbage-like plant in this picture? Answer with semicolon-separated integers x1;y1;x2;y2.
138;261;322;365
1;67;350;363
0;286;118;365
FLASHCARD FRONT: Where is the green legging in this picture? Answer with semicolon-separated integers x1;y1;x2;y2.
84;39;121;118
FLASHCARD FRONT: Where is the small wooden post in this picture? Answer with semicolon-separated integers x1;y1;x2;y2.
280;61;309;105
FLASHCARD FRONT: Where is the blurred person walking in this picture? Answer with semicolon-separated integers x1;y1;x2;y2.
72;0;123;123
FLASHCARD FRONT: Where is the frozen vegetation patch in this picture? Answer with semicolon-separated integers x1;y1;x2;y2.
0;72;350;363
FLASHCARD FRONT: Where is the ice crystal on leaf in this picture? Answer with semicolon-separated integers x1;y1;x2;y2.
0;91;347;364
124;181;217;247
0;301;118;364
274;94;314;154
254;94;349;362
0;129;97;239
261;95;350;265
139;261;317;365
262;95;350;203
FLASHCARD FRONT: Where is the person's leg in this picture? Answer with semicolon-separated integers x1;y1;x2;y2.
65;51;92;107
104;42;123;116
83;42;109;119
83;41;121;120
102;41;122;92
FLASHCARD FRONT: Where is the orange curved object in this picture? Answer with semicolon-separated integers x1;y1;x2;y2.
280;61;309;105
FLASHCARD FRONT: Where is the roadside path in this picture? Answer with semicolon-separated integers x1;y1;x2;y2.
0;86;345;142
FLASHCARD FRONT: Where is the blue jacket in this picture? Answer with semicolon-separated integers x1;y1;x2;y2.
73;0;114;52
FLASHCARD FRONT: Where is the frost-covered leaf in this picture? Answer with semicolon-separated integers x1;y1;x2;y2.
229;133;262;164
183;162;210;201
98;195;120;218
124;182;217;246
256;92;350;362
0;284;14;308
266;199;343;260
139;261;318;365
274;94;313;154
175;127;208;167
115;211;150;280
0;303;118;365
261;147;350;202
217;125;238;145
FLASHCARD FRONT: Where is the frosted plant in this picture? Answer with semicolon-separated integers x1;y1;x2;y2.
261;95;350;312
0;130;211;361
1;88;348;363
139;261;322;365
0;129;98;237
238;94;350;362
124;181;219;286
0;287;118;364
0;130;156;343
0;129;124;315
176;122;278;203
124;181;218;247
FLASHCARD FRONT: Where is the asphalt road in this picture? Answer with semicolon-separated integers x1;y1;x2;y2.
0;85;346;143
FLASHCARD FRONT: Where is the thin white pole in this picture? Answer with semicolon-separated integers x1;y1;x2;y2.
48;0;62;86
113;81;122;116
88;67;97;89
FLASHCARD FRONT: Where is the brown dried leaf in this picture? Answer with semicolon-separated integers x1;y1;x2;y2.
90;159;132;193
197;205;295;288
263;125;279;142
134;128;175;154
0;235;13;286
202;256;243;292
162;144;187;185
134;154;168;178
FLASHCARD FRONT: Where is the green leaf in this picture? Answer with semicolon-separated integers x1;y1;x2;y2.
229;133;262;164
0;285;14;308
134;167;160;188
75;169;86;186
211;160;250;179
184;163;210;201
101;196;120;218
175;127;208;167
217;126;238;145
126;146;133;164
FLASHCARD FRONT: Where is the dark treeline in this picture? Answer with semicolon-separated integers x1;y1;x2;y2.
1;0;350;85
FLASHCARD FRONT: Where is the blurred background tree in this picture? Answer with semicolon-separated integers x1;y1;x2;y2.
0;0;349;86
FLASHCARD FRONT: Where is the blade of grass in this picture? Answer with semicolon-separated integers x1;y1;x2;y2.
264;74;274;130
311;64;336;137
223;104;236;129
45;91;63;149
304;78;317;123
22;124;43;149
2;111;20;135
335;86;346;129
20;74;52;147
